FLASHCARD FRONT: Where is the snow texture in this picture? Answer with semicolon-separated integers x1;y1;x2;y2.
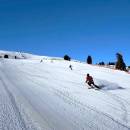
0;51;130;130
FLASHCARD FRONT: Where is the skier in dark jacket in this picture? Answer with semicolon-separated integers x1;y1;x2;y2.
69;65;73;70
86;74;99;89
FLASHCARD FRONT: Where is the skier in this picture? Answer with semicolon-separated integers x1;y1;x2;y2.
40;59;43;63
86;74;100;89
69;65;73;70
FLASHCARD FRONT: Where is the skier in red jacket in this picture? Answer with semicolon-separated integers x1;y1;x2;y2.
86;74;99;89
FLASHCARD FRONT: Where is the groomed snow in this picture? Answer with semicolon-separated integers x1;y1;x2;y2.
0;51;130;130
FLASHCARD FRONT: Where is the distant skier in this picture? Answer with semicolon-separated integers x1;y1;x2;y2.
40;59;43;63
69;65;73;70
85;74;100;89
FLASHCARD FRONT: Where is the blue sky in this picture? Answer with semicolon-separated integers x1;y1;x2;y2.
0;0;130;65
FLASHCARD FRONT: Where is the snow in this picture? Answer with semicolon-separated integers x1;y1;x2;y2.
0;51;130;130
0;50;63;60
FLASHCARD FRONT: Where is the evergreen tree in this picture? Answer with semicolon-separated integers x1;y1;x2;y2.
87;55;92;64
98;61;105;65
116;53;126;71
4;54;8;58
64;55;71;61
108;62;115;65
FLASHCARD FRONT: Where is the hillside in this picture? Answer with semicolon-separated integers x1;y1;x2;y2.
0;51;130;130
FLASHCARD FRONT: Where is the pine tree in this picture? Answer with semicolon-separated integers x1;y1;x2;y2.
64;55;71;61
99;61;105;65
87;55;92;64
4;54;8;58
116;53;126;71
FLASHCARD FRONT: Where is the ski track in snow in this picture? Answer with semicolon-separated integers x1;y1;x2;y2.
0;58;130;130
0;78;27;130
100;91;128;123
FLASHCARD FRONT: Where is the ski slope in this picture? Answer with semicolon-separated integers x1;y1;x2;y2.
0;52;130;130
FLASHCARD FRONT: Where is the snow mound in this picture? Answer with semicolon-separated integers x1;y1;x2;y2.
0;50;37;59
0;50;63;60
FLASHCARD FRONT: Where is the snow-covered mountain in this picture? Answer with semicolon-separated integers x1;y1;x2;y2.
0;50;130;130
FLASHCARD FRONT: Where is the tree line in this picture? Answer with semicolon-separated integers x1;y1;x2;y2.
64;53;127;71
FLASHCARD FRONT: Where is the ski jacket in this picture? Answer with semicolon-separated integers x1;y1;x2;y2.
86;76;93;82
